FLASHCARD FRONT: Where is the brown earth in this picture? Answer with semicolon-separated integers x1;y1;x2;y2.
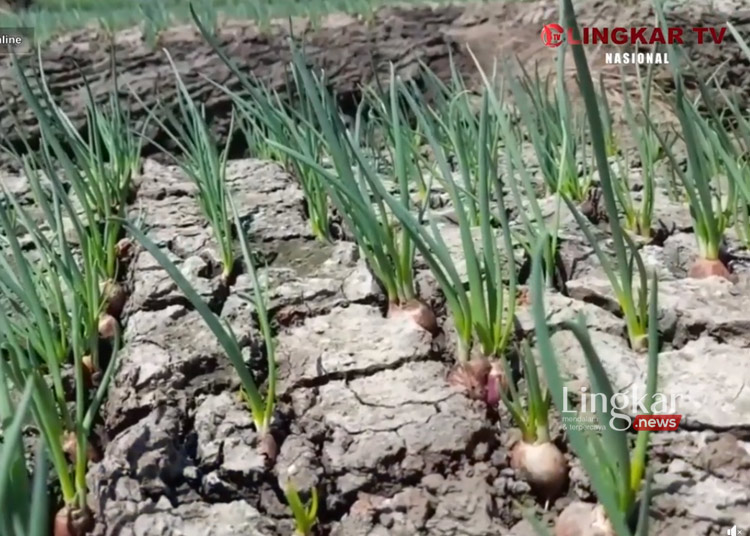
1;0;749;161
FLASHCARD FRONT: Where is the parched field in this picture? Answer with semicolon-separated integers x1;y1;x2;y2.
1;1;750;536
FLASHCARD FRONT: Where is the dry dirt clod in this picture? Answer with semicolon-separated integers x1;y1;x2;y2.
554;502;615;536
61;430;101;463
510;440;568;502
688;258;734;281
580;188;605;223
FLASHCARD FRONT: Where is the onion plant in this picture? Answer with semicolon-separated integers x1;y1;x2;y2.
654;91;734;278
233;73;331;242
649;1;739;280
292;59;518;399
499;339;568;505
0;184;120;534
553;7;651;351
11;49;132;365
607;62;672;240
11;48;140;286
0;382;51;536
283;481;319;536
121;197;278;460
396;81;519;398
527;233;658;536
465;57;565;289
416;61;491;225
137;51;236;284
509;61;592;202
190;10;332;242
265;51;438;334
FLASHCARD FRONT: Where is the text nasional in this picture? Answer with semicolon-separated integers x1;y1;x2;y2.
605;52;669;64
567;26;727;45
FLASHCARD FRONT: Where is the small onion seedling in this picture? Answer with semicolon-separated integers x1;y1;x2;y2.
265;49;439;335
122;199;279;461
135;50;237;286
552;3;652;352
283;480;319;536
191;8;332;243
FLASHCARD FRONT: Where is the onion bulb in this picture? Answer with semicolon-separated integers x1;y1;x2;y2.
259;433;278;465
101;280;128;319
98;314;118;340
688;258;733;281
387;299;439;336
54;508;72;536
447;357;491;400
82;354;95;386
485;361;508;406
114;238;133;261
510;440;568;501
54;506;94;536
555;502;615;536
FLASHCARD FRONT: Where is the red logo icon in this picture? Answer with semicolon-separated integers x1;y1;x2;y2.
541;23;564;48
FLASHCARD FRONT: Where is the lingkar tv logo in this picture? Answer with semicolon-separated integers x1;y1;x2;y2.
560;384;683;432
540;23;728;64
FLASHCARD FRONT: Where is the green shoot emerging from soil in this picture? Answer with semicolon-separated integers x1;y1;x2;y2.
191;7;332;242
556;0;651;351
265;49;438;334
528;231;659;536
141;50;237;284
283;480;319;536
123;206;278;460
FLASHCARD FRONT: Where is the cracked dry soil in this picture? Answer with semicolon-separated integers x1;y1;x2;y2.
8;154;735;536
4;1;750;535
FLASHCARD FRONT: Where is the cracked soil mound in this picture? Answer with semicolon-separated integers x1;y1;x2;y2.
3;1;750;535
5;152;744;535
65;154;749;536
